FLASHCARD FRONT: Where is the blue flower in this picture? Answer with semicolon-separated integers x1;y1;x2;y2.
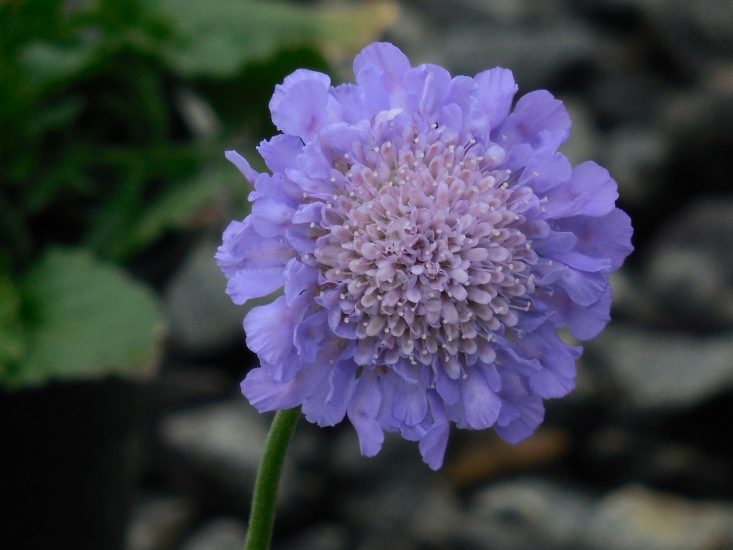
217;42;633;469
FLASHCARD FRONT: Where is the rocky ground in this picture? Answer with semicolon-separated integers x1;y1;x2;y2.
126;1;733;548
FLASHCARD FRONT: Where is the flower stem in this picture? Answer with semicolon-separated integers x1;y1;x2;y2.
245;408;300;550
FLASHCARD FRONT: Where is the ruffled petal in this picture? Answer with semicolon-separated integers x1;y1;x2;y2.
511;324;580;398
418;391;450;470
353;42;411;108
470;67;518;134
257;134;304;173
242;362;326;412
496;90;570;153
555;208;634;271
284;258;319;308
495;372;545;444
270;69;332;140
539;284;613;340
225;150;260;183
392;380;428;427
543;161;619;219
460;365;502;429
553;270;609;306
244;296;302;377
215;218;293;277
225;267;284;305
251;197;295;238
404;64;452;119
347;373;385;456
302;361;357;426
294;310;328;362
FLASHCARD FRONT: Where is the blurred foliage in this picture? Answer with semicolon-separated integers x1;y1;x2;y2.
0;0;396;388
2;248;163;388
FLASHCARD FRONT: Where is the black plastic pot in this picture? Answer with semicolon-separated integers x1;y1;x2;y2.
3;377;150;550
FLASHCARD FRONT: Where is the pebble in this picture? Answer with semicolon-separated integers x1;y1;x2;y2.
584;485;732;550
588;326;733;412
164;240;248;355
180;518;246;550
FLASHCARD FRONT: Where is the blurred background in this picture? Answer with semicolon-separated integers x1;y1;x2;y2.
2;0;733;549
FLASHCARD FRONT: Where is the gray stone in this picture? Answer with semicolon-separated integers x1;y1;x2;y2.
399;0;568;24
601;125;668;208
159;400;275;506
460;478;591;549
644;199;733;329
334;432;460;548
180;518;246;550
125;495;196;550
429;23;601;90
639;0;733;71
164;240;246;355
563;99;599;165
587;327;733;411
584;485;731;550
276;524;349;550
585;428;733;494
388;5;601;90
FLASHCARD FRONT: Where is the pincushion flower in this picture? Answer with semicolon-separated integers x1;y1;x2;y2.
217;42;632;470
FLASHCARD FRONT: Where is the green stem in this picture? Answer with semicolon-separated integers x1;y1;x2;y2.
245;408;300;550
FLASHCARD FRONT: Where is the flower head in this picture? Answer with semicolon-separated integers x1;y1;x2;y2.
217;42;632;469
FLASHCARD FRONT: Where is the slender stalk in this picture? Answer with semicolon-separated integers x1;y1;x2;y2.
244;408;300;550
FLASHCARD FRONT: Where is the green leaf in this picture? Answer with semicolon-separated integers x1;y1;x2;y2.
112;163;246;259
0;278;26;376
7;248;164;389
18;41;98;87
153;0;397;77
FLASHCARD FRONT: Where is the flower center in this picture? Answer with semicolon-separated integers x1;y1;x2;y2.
312;127;539;378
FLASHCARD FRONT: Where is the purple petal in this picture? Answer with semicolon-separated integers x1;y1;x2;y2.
284;258;318;308
496;90;570;153
392;381;428;427
302;361;357;426
470;67;518;134
553;269;609;306
518;151;572;194
495;373;545;444
270;70;331;140
514;325;580;398
347;373;385;457
225;267;284;305
543;161;619;219
244;295;301;376
540;284;613;340
418;392;450;470
556;208;634;271
460;366;502;429
331;83;368;124
225;150;260;183
242;362;325;412
353;42;411;106
294;310;328;362
404;64;452;118
251;197;295;238
257;134;303;173
216;218;292;271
